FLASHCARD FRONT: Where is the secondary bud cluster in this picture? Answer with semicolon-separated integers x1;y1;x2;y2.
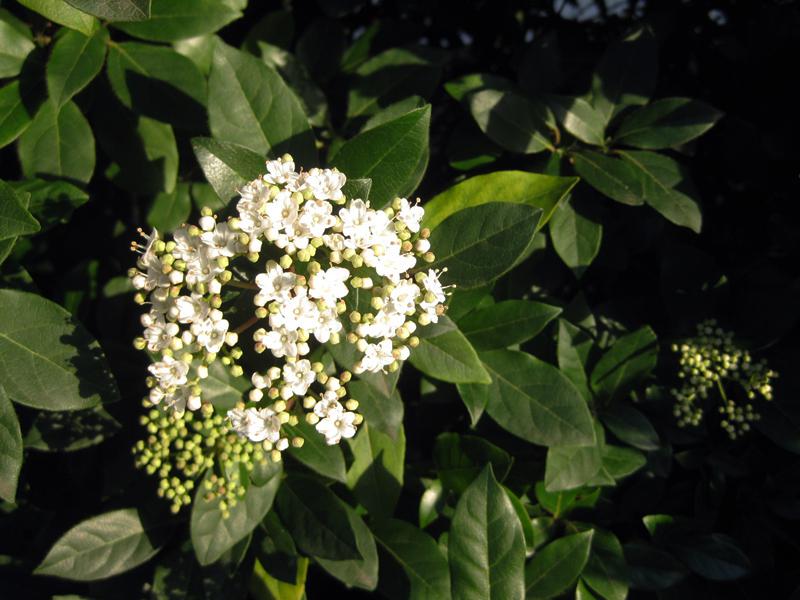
129;157;449;512
670;319;777;439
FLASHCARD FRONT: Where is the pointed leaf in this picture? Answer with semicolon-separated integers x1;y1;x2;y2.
549;196;603;279
590;326;658;400
459;300;562;350
17;0;97;36
191;137;265;204
468;88;554;154
525;531;594;599
0;385;22;502
113;0;241;42
614;97;722;149
0;81;34;149
315;502;378;591
571;150;643;206
284;420;347;483
409;316;490;384
346;422;405;517
65;0;150;21
46;27;108;108
0;178;39;241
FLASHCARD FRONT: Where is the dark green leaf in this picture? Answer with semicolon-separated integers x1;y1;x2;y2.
449;465;525;600
0;385;22;502
459;300;562;350
17;0;97;36
571;150;643;206
296;17;345;83
113;0;241;42
468;88;554;154
623;542;687;591
8;179;89;231
0;178;39;241
327;338;399;398
618;150;702;232
590;445;646;483
147;183;191;232
191;137;264;204
434;432;512;495
546;95;606;145
17;99;95;183
556;319;593;402
525;530;594;599
590;326;658;400
545;443;602;492
447;117;501;171
347;422;405;517
34;509;164;580
341;177;371;202
276;475;361;560
46;27;108;108
284;420;347;483
671;534;750;582
601;404;659;451
315;502;379;590
591;26;657;124
191;465;281;565
0;10;35;78
582;529;628;600
422;170;577;233
361;96;426;132
614;97;722;149
0;289;119;411
347;380;402;441
242;10;294;54
444;72;513;103
331;105;430;207
408;316;491;384
456;381;489;427
66;0;150;21
371;518;451;600
481;349;595;447
106;41;207;131
504;486;535;552
0;81;34;149
199;361;247;410
209;40;316;164
23;405;119;452
428;202;542;290
549;196;603;279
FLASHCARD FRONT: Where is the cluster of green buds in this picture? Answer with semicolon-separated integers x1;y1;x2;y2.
670;319;777;439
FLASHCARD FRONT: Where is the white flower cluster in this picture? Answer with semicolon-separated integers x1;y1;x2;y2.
129;156;448;458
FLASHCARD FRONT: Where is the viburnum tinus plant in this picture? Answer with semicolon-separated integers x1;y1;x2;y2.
128;158;446;514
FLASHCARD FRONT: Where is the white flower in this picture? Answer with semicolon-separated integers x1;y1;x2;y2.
264;158;297;186
149;286;173;314
254;261;297;306
170;294;210;324
271;288;319;332
360;339;395;372
314;390;344;419
148;355;189;389
373;246;416;282
200;222;241;258
262;327;300;358
266;191;300;231
421;269;446;304
339;199;370;240
397;198;424;232
228;407;282;443
282;359;316;397
164;385;201;416
316;411;357;445
359;309;405;340
306;168;346;201
298;199;337;237
311;308;343;343
308;266;350;303
237;179;273;236
142;313;179;351
193;318;229;353
389;279;420;314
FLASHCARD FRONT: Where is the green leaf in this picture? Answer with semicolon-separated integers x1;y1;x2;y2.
571;150;644;206
346;422;405;517
341;177;372;202
0;10;35;78
106;41;207;131
614;97;722;149
191;137;265;204
17;0;98;36
590;326;658;400
347;46;442;120
23;405;120;452
284;420;347;483
208;40;316;165
546;95;606;145
481;349;595;447
34;509;164;580
447;117;501;171
147;183;191;232
408;316;491;384
8;179;89;231
549;196;603;279
444;72;513;103
0;188;30;266
242;10;294;55
545;443;602;492
525;531;594;599
468;88;554;154
671;534;750;582
428;202;542;290
618;150;702;232
360;96;425;133
623;542;687;591
331;105;430;207
346;380;402;440
327;338;399;398
0;289;119;411
422;170;577;233
591;26;657;124
17;99;95;183
582;529;628;600
434;432;512;495
315;502;379;591
459;300;562;350
601;404;659;451
371;518;451;600
66;0;150;21
556;319;593;402
449;465;526;600
113;0;241;42
46;27;108;108
0;385;22;502
0;178;40;241
587;445;646;484
0;81;34;149
191;465;281;565
456;381;489;427
275;474;361;560
504;486;535;552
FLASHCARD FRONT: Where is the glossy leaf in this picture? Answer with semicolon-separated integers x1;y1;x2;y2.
35;509;164;580
17;0;97;36
17;100;95;183
602;403;660;451
428;202;542;290
199;360;248;410
408;316;491;384
113;0;242;42
547;95;606;145
0;81;34;149
549;196;603;279
0;385;22;502
191;465;281;565
459;300;562;350
191;137;265;204
556;319;593;402
347;422;405;517
66;0;150;21
24;405;120;452
525;530;594;599
46;27;108;107
434;432;512;494
315;502;379;591
9;179;89;231
468;88;554;154
209;40;316;164
582;529;628;600
284;420;347;483
481;350;595;447
147;183;191;232
614;97;722;149
0;289;119;411
571;150;644;206
0;11;35;78
590;326;658;400
331;105;430;207
0;178;39;241
449;465;525;600
545;443;602;492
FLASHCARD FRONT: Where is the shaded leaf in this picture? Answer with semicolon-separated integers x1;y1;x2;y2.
284;420;347;483
24;405;119;452
549;196;603;279
434;432;512;495
409;316;490;384
346;422;405;517
46;27;108;108
113;0;241;42
147;183;191;232
468;88;554;154
0;385;22;502
0;81;34;149
17;0;97;36
525;530;594;599
590;326;658;400
571;150;643;206
0;178;39;241
459;300;562;350
614;97;722;149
